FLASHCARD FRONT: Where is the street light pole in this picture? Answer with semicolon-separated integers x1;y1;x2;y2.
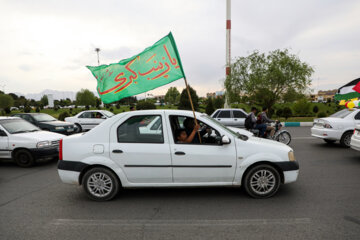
95;48;101;66
224;0;231;108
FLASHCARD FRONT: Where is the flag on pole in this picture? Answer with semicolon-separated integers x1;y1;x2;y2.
87;32;185;104
334;78;360;101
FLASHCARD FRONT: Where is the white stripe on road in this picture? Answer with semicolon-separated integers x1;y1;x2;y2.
292;137;317;140
51;218;311;227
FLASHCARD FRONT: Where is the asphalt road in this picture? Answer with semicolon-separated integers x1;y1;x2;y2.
0;127;359;240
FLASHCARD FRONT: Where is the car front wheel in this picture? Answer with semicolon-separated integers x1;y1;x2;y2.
340;131;352;148
74;123;82;133
82;167;120;201
14;149;35;168
243;164;281;199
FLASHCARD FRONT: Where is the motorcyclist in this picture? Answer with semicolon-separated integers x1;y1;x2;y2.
246;107;267;137
258;107;277;138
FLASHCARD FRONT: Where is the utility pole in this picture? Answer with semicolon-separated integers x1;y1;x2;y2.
224;0;231;108
95;48;101;66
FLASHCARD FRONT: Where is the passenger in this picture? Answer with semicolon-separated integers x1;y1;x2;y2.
258;107;276;138
176;124;200;143
247;107;267;137
183;118;208;143
95;113;102;118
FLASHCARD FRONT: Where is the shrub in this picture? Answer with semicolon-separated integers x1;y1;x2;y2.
313;105;319;114
276;108;283;118
293;99;311;116
317;112;327;118
110;108;114;112
4;107;11;114
136;101;156;110
116;103;120;109
24;106;31;113
282;107;292;120
35;106;40;113
58;111;70;121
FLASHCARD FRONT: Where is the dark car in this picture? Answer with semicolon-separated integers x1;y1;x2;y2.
12;113;75;135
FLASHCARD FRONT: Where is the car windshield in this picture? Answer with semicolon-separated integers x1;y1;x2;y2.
32;114;57;122
102;111;114;118
0;119;40;134
202;115;248;141
329;109;354;118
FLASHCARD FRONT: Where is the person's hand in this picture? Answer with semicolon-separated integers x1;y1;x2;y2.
194;124;200;131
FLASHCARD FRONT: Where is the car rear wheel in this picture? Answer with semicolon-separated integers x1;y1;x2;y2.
74;123;82;133
83;167;120;201
324;139;336;144
340;131;352;148
14;149;35;168
243;164;281;199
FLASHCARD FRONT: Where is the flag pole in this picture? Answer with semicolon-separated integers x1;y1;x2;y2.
184;77;202;143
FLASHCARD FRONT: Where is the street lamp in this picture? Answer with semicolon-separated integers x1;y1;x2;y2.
95;48;101;66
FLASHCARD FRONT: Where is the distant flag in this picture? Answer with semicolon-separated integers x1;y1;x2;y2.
87;32;185;104
335;78;360;101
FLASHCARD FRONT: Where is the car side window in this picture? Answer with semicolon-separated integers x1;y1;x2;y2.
217;110;231;118
233;110;247;118
212;110;220;118
117;115;164;143
79;112;91;118
355;112;360;120
22;115;34;122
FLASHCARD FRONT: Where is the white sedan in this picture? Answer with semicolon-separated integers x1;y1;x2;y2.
311;108;360;147
350;125;360;151
0;117;63;167
57;110;299;201
65;110;114;132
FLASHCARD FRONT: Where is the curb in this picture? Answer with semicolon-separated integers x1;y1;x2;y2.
282;122;313;127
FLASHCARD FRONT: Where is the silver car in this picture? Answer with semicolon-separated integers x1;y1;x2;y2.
211;108;248;127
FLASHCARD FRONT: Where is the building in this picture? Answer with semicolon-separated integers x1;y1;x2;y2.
206;91;225;99
310;89;337;102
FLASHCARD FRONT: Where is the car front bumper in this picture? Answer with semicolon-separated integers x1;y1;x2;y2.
273;161;299;184
311;127;341;140
30;147;58;159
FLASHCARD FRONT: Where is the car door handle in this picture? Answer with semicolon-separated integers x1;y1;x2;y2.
175;151;185;155
112;149;123;153
217;119;221;121
234;119;238;121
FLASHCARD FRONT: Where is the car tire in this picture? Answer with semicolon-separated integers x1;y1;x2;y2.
324;139;336;144
340;131;352;148
74;123;82;133
14;149;35;168
243;164;281;199
82;167;120;201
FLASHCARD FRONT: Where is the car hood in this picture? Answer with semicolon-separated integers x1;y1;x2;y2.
39;121;74;127
227;127;254;137
244;136;293;152
12;131;64;142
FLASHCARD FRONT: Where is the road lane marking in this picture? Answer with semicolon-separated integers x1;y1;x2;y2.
51;218;311;227
292;137;317;140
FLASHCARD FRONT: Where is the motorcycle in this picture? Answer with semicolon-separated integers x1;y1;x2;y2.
249;121;291;145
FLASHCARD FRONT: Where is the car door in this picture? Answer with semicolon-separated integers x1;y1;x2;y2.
167;114;237;183
215;110;233;126
354;111;360;125
0;126;11;159
232;110;247;128
78;112;92;130
91;112;106;127
109;113;172;183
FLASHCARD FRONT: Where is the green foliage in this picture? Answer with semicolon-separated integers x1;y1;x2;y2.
282;88;305;103
58;111;70;121
293;99;311;116
24;105;31;113
40;95;48;106
178;86;199;111
282;107;293;120
165;87;180;105
313;105;319;114
136;100;156;110
76;89;96;107
116;103;120;109
317;112;327;118
276;108;283;118
35;106;40;112
205;98;215;115
0;94;14;110
224;49;314;110
213;97;225;109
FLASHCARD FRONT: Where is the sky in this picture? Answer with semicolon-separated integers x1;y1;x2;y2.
0;0;359;97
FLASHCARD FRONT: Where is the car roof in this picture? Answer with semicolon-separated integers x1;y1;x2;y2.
214;108;245;111
0;116;21;120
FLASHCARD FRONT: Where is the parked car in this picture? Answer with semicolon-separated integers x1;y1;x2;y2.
226;126;254;137
65;110;114;133
0;117;63;167
211;108;248;127
350;124;360;151
311;108;360;147
58;110;299;201
12;113;75;135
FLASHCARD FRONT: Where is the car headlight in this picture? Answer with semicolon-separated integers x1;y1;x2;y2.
55;127;64;130
288;151;296;161
37;141;50;148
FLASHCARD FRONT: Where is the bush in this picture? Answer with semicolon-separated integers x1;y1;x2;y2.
136;101;156;110
116;103;120;109
317;112;327;118
293;99;311;116
313;105;319;114
282;107;292;120
110;108;114;112
58;111;70;121
205;98;215;115
4;107;11;114
24;106;31;113
276;108;283;118
35;106;40;112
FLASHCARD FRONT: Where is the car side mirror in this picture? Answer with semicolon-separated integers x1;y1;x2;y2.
221;135;231;145
0;130;7;137
101;116;106;119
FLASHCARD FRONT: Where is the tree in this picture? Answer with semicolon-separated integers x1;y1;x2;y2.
165;87;180;105
40;95;48;106
293;99;311;116
282;88;305;103
0;94;14;113
213;97;225;109
283;107;292;120
224;49;314;110
178;86;199;111
205;98;215;115
136;100;156;110
313;105;319;114
76;89;96;107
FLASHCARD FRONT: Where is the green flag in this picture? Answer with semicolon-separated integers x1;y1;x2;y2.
87;32;185;104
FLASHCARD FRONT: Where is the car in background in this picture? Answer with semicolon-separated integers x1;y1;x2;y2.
350;124;360;151
12;113;75;135
211;108;248;127
311;108;360;147
58;109;299;201
0;117;63;167
65;110;114;133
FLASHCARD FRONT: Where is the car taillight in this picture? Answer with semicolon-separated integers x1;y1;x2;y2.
354;129;357;135
59;139;63;160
